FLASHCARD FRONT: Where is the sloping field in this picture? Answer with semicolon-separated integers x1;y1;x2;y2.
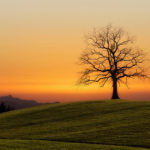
0;100;150;149
0;139;149;150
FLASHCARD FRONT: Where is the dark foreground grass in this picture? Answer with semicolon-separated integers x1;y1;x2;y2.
0;100;150;149
0;139;149;150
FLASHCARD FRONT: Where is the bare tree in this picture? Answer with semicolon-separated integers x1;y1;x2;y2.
78;25;148;99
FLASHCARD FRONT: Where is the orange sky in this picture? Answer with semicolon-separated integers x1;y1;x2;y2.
0;0;150;102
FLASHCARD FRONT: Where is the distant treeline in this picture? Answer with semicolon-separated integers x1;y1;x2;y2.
0;102;13;113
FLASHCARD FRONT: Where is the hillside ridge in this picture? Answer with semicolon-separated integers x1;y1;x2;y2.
0;100;150;149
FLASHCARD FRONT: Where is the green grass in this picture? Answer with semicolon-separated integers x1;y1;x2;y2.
0;100;150;149
0;139;149;150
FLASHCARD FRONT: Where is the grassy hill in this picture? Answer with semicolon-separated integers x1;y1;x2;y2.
0;100;150;150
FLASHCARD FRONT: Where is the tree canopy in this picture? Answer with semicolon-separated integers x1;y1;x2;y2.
78;25;148;99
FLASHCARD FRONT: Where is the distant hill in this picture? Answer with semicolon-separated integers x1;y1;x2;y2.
0;95;42;110
0;100;150;150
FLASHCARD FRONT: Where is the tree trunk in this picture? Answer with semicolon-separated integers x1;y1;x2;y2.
112;78;120;99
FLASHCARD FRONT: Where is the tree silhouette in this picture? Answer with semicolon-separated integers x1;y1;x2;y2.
0;102;7;113
0;102;12;113
78;25;148;99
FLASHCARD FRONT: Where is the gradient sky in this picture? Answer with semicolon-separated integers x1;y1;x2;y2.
0;0;150;102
